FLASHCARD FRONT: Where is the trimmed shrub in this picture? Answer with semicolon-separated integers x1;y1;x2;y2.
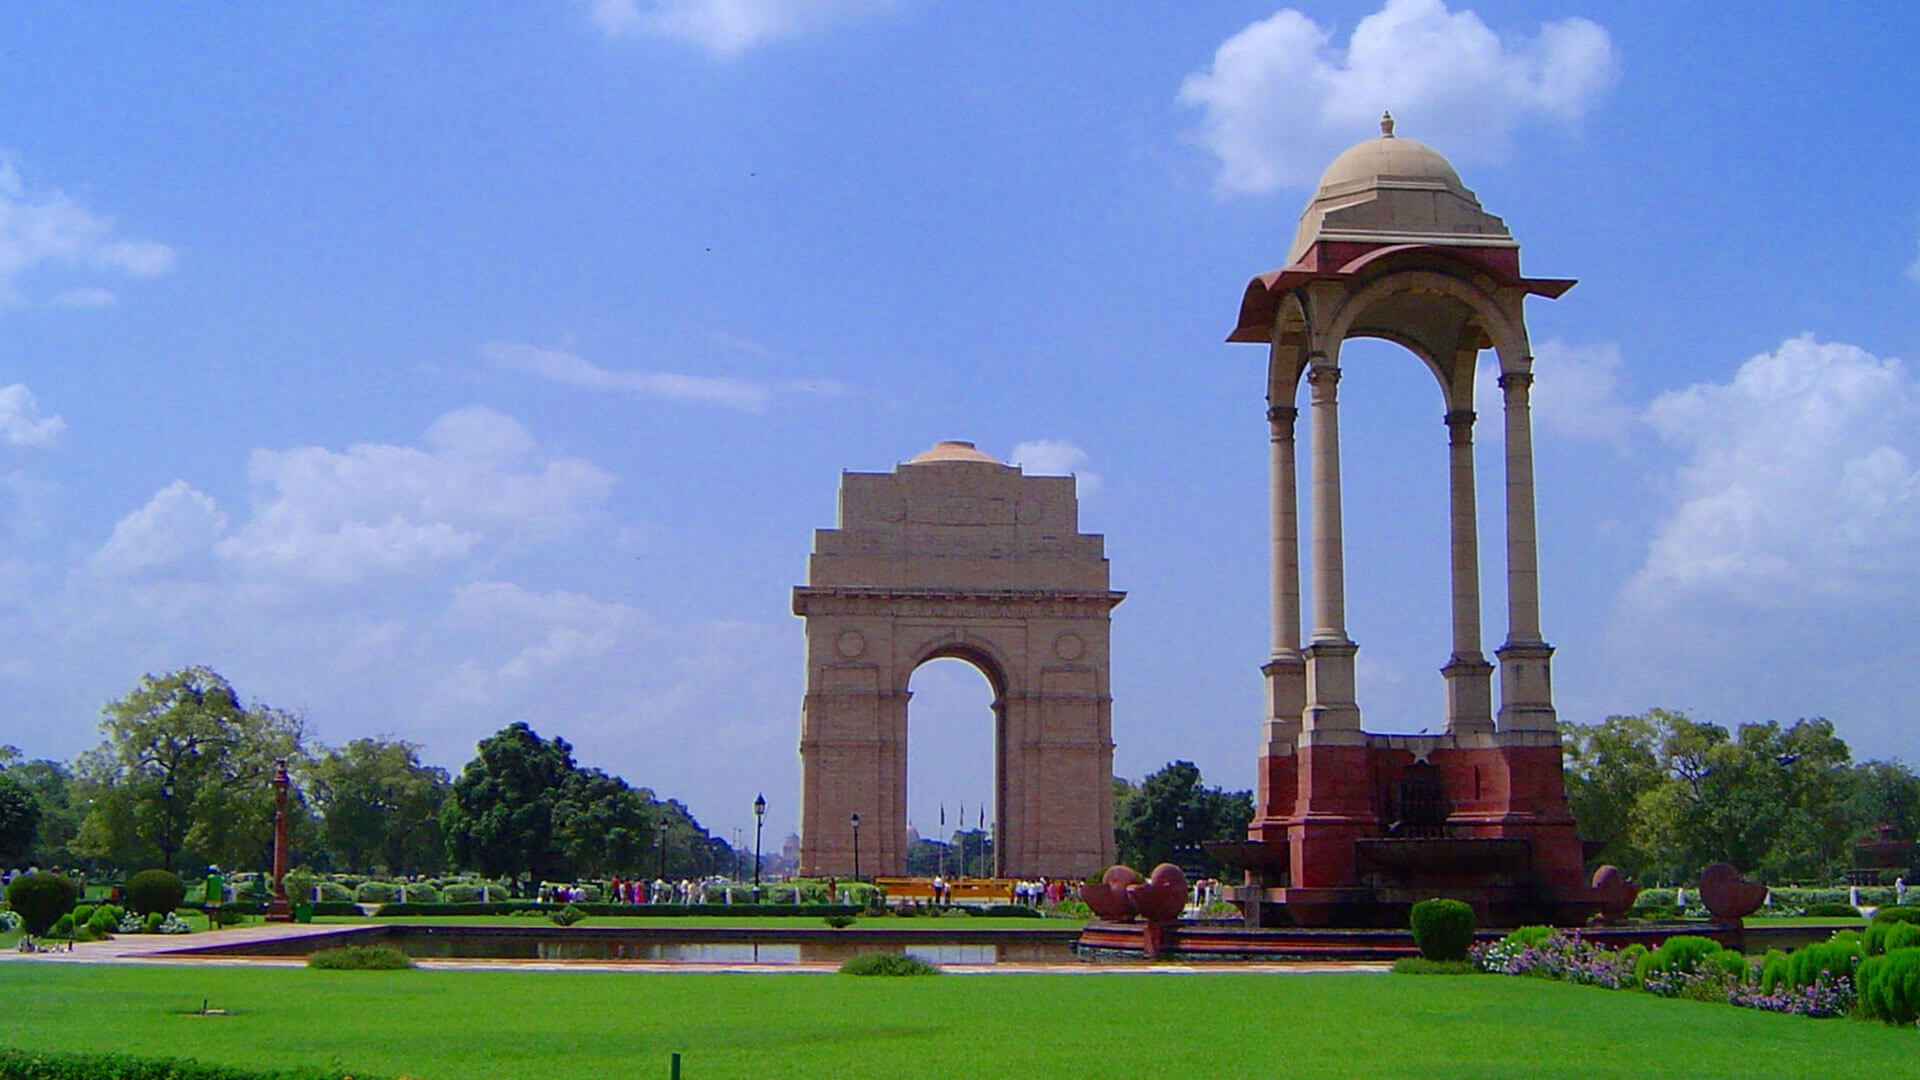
969;904;1042;918
1616;943;1648;988
316;881;354;903
1628;902;1682;921
307;944;415;970
439;883;484;904
394;882;440;904
1866;906;1920;954
1800;902;1862;918
1759;949;1791;994
353;881;399;905
548;904;586;926
5;873;80;937
1784;938;1862;990
1500;925;1554;949
86;904;123;938
1706;947;1752;984
1391;957;1477;975
125;870;187;917
1858;947;1920;1025
49;914;75;938
1634;934;1722;982
1408;898;1476;961
823;914;857;928
0;1048;385;1080
839;952;940;976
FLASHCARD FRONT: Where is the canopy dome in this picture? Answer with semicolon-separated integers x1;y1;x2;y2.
905;439;1003;466
1285;113;1514;266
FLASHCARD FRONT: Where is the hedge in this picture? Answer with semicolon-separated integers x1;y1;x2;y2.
371;901;863;918
0;1049;380;1080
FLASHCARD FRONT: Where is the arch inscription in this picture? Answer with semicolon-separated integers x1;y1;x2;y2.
794;441;1123;878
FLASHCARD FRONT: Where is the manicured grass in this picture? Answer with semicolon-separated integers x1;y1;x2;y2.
3;964;1914;1079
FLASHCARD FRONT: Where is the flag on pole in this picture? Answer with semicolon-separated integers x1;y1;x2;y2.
940;804;945;827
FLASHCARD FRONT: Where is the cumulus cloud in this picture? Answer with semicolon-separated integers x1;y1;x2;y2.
1011;438;1102;496
0;160;175;300
441;581;638;684
586;0;900;57
212;406;615;585
1531;340;1634;449
0;385;63;447
1178;0;1618;193
89;481;227;577
1630;334;1920;609
486;342;778;412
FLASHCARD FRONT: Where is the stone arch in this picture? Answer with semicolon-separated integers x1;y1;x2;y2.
793;441;1123;878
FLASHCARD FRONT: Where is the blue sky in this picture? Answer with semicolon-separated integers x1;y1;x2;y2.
2;0;1917;846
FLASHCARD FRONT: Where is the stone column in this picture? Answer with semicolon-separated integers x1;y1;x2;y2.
1263;404;1306;748
1495;369;1556;732
1302;361;1361;735
1442;409;1494;733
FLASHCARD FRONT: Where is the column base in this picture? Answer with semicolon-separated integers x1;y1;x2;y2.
1496;640;1556;732
1442;653;1495;734
1303;639;1362;733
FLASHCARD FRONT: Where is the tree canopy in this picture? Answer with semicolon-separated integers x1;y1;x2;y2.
1114;760;1252;876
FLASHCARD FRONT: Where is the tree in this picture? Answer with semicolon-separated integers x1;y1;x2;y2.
551;767;652;878
1114;760;1252;876
309;738;450;876
74;667;309;873
5;758;82;869
1562;711;1665;873
442;722;579;882
0;771;41;865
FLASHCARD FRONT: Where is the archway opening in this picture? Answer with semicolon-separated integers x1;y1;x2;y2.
906;656;998;877
1325;334;1461;731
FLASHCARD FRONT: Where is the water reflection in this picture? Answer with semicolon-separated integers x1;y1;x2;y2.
384;935;1071;965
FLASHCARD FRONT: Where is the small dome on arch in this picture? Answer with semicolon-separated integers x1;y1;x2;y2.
905;440;1004;466
1285;115;1514;266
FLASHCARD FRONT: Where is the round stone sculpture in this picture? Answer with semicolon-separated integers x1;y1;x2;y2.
1590;865;1640;920
1698;862;1767;922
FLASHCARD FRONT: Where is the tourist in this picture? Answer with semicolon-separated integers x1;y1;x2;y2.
1898;877;1908;905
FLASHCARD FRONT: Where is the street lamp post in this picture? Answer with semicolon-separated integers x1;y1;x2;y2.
850;812;861;883
159;779;176;873
267;760;292;922
752;793;766;902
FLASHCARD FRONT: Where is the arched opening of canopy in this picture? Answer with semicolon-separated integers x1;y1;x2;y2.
905;653;1001;877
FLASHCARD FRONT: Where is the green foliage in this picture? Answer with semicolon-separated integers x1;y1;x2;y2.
1759;949;1791;994
1858;947;1920;1025
1865;912;1920;955
1112;760;1253;876
75;667;310;873
1706;947;1751;984
125;870;186;916
353;881;398;904
1390;957;1477;975
547;903;585;926
1800;902;1861;917
823;914;857;928
0;772;42;864
1633;935;1722;982
1501;925;1555;949
1783;938;1862;990
838;952;940;976
440;883;484;903
305;944;415;970
1408;898;1475;961
1561;709;1882;882
85;905;122;938
308;739;450;877
0;1047;384;1080
5;873;79;937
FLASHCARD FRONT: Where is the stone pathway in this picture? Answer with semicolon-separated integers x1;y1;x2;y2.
2;922;1389;975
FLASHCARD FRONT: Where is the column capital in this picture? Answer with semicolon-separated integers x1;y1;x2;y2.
1497;370;1534;393
1306;366;1341;404
1444;409;1475;443
1266;405;1299;428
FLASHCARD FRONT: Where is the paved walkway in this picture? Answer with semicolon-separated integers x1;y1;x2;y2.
3;922;1388;975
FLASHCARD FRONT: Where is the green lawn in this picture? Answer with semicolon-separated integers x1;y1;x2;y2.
4;964;1913;1080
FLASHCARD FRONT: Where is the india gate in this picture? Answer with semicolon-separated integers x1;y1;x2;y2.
794;440;1122;878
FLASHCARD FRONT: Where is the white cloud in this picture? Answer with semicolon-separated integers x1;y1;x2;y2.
89;480;227;577
441;581;638;683
1011;438;1103;496
213;406;615;585
50;287;115;308
486;342;777;412
0;160;175;300
1531;340;1634;449
1630;334;1920;609
0;385;63;447
1178;0;1618;193
586;0;899;57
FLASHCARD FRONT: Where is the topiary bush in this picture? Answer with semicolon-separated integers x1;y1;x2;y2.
1706;947;1752;984
839;952;940;976
1634;934;1722;982
86;904;124;938
1866;906;1920;954
1759;948;1791;994
823;914;857;928
548;903;586;926
1801;902;1862;918
353;881;399;904
440;883;484;904
1408;898;1476;961
307;944;415;970
5;873;80;937
1784;937;1863;990
125;869;187;917
1500;925;1554;949
1858;947;1920;1025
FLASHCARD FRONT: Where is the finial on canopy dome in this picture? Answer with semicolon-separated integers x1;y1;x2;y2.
1380;110;1395;138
